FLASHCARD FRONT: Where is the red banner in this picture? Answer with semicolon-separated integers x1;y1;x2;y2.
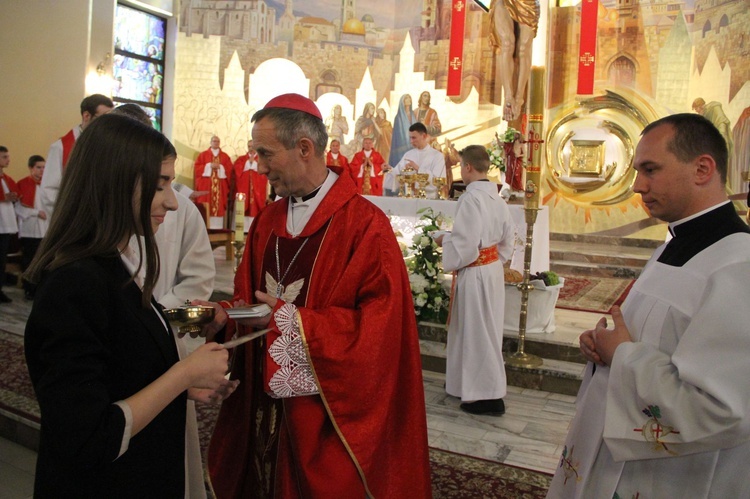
577;0;598;95
447;0;467;96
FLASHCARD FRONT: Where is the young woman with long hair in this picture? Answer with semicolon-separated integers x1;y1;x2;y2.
24;113;234;498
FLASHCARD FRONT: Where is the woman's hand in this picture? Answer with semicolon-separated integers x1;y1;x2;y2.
181;343;230;390
188;378;240;404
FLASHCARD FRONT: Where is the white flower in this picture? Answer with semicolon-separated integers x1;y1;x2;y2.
434;296;442;305
412;233;423;245
426;267;436;277
409;273;428;294
415;296;427;307
420;236;430;246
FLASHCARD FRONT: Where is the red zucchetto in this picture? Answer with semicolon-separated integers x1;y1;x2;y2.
263;93;323;120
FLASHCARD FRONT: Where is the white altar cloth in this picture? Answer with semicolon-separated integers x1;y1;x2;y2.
364;195;550;273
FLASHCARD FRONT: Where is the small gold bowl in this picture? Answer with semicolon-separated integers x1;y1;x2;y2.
163;306;215;336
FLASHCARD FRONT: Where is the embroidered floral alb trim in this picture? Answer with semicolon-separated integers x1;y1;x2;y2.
268;303;319;398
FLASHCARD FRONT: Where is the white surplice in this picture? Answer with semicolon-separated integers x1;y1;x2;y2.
547;232;750;498
442;181;514;402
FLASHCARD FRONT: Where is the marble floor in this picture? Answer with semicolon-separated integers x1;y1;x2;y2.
0;248;608;497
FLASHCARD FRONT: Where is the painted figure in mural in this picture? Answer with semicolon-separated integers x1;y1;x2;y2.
415;91;442;137
354;102;379;153
503;130;525;193
693;98;734;187
490;0;540;122
547;113;750;499
732;106;750;198
194;135;232;229
375;107;393;163
388;94;417;169
325;104;349;148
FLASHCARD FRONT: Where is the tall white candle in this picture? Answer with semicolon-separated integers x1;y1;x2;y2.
234;193;245;240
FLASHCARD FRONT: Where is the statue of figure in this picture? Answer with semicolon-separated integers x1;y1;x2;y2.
490;0;540;122
415;91;442;137
374;108;393;163
325;104;349;147
502;130;525;193
389;94;417;166
354;102;378;153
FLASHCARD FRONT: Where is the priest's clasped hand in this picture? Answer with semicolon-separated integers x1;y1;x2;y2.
579;306;632;367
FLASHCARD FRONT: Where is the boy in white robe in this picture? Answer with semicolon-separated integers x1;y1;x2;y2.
547;113;750;498
435;145;514;415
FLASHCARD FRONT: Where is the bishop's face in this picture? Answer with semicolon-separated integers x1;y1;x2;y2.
330;141;341;154
211;136;221;149
253;117;306;198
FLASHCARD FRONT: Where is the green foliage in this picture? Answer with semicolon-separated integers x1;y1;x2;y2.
530;270;560;286
407;208;450;324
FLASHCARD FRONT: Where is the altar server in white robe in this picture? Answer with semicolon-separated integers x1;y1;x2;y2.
435;145;514;415
547;113;750;498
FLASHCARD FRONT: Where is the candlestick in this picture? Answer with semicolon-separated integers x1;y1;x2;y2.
234;193;245;241
507;66;545;369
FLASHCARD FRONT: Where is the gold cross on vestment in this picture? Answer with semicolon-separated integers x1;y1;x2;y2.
579;52;595;66
450;57;462;70
455;1;464;12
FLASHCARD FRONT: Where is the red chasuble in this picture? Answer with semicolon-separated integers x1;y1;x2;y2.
194;149;232;217
208;170;432;498
349;150;385;196
232;154;268;217
325;151;350;172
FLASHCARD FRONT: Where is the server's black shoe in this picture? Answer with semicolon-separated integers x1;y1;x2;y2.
460;398;505;416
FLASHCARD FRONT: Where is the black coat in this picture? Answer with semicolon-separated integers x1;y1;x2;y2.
25;255;186;498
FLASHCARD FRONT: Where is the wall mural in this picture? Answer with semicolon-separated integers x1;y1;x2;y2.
173;0;750;235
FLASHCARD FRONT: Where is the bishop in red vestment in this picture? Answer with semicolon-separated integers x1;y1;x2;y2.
349;137;385;196
194;135;231;225
233;139;268;218
205;94;431;498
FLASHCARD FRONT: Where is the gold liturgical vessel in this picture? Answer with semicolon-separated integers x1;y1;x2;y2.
506;67;545;369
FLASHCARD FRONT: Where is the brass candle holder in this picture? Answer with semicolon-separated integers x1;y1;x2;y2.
506;66;545;369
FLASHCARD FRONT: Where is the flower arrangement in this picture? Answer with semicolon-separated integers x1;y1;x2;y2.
487;146;505;172
486;127;520;173
406;208;450;324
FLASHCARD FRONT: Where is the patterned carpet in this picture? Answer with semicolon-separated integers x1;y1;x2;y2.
555;276;634;314
196;403;552;498
1;328;551;496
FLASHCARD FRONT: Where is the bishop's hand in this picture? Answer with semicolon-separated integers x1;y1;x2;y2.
232;290;277;328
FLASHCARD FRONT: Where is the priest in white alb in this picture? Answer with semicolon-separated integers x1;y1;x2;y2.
435;145;514;415
547;114;750;498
